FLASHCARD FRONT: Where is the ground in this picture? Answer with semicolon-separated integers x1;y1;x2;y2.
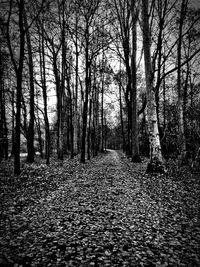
0;150;200;266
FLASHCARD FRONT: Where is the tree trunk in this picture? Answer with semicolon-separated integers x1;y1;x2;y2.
15;37;24;174
40;23;50;164
66;65;74;159
53;55;64;160
81;99;88;163
24;11;35;163
124;46;132;157
142;0;165;173
131;2;141;163
154;1;166;139
101;64;104;153
59;1;67;159
81;25;90;163
87;98;92;160
119;78;126;153
91;81;96;157
0;67;8;162
11;89;15;156
7;0;25;175
74;4;79;156
163;59;166;131
35;102;43;158
177;0;188;164
93;72;99;157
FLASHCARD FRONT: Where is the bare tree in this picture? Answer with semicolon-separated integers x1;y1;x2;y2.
6;0;26;175
79;0;101;163
0;19;8;162
141;0;165;173
131;0;141;162
177;0;188;162
24;9;35;163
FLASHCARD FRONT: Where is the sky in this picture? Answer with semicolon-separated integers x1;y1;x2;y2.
190;0;200;9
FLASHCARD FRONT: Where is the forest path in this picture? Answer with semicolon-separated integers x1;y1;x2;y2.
0;150;199;266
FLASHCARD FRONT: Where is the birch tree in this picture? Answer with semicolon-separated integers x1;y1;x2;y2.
141;0;165;173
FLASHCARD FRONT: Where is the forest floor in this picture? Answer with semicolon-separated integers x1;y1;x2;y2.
0;150;200;267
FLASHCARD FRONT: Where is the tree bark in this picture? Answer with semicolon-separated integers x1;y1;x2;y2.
131;1;141;163
14;4;25;175
7;0;25;175
87;98;92;160
24;10;35;163
53;54;64;160
81;22;90;163
177;0;188;163
35;100;43;159
66;62;74;159
40;21;50;164
119;75;126;153
92;69;99;157
142;0;165;173
0;63;8;162
100;59;105;153
74;3;79;156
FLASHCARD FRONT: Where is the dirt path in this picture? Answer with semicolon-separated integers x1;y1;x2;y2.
0;150;199;266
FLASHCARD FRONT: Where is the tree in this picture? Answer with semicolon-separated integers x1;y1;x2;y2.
109;0;141;160
100;50;105;152
0;18;8;162
6;0;26;175
90;59;100;157
112;0;132;156
0;51;8;162
141;0;165;173
131;0;141;162
24;8;35;163
79;0;101;163
41;0;65;160
113;67;127;152
40;12;50;164
177;0;188;162
74;0;80;156
148;0;200;161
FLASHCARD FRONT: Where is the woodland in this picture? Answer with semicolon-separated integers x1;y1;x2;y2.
0;0;200;266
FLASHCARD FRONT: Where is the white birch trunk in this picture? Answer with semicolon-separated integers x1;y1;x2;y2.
142;0;165;172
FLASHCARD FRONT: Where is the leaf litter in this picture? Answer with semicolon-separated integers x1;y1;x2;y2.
0;150;200;266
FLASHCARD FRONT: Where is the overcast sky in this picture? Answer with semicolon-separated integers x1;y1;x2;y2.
190;0;200;9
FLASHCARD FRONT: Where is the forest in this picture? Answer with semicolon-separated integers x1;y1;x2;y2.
0;0;200;174
0;0;200;266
